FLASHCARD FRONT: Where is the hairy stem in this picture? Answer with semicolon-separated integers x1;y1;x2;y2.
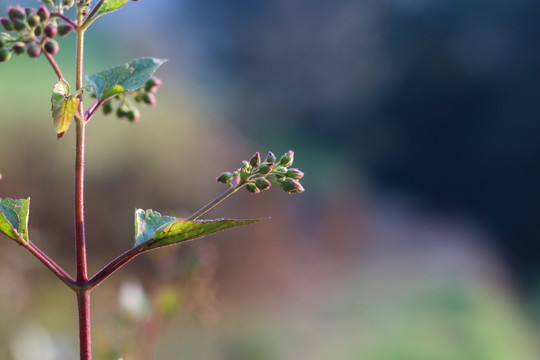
75;11;91;360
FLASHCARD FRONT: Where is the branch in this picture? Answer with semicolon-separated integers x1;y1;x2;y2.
42;49;64;80
51;12;79;29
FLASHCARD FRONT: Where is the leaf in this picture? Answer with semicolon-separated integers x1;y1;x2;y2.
147;218;265;249
86;58;166;102
94;0;130;18
134;209;176;247
51;79;80;139
0;198;30;244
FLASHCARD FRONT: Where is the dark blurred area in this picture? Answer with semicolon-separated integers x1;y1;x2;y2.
1;0;540;358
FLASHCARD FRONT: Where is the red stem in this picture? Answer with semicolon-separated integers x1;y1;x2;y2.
77;290;92;360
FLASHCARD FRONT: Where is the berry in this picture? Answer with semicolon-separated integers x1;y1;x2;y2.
0;48;11;62
44;39;59;55
44;24;57;38
37;6;50;22
57;24;73;37
116;103;130;118
27;43;41;58
1;18;15;31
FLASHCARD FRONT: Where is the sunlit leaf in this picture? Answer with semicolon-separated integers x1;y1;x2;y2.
86;58;166;102
134;209;175;247
147;218;265;249
0;198;30;243
51;79;80;139
94;0;129;18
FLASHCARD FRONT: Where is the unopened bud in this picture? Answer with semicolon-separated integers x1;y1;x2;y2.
34;24;42;36
286;168;304;180
44;39;59;55
141;92;156;106
116;103;130;118
216;171;233;184
57;24;73;37
12;18;26;31
254;177;271;190
37;6;50;22
241;160;250;171
266;151;277;163
280;178;304;193
12;41;25;55
102;100;113;115
279;150;294;167
1;18;15;31
0;48;11;62
273;166;287;176
27;43;41;58
63;0;75;7
8;6;26;21
27;14;40;28
249;152;261;167
0;35;8;48
44;24;57;38
245;183;260;194
127;107;140;123
256;162;273;175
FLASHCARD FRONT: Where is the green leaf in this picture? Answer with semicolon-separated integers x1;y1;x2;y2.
0;198;30;244
51;79;80;139
147;218;265;249
86;58;166;102
95;0;130;18
134;209;176;247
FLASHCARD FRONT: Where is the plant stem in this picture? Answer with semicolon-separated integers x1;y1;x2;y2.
25;241;77;289
187;184;243;221
77;290;92;360
75;11;91;360
42;49;64;80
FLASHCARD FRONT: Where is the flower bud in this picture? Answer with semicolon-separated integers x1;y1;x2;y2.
27;43;41;58
279;150;294;167
127;107;140;123
280;178;304;193
34;24;43;36
8;6;26;21
44;39;59;54
141;92;156;106
254;177;271;190
0;48;11;62
44;24;57;38
1;18;15;31
134;92;144;103
144;76;162;93
57;24;73;36
0;34;8;48
273;166;287;176
266;151;277;163
216;171;233;184
286;168;304;180
63;0;75;7
245;183;260;194
24;8;34;18
37;6;50;22
241;160;250;171
12;41;25;55
249;152;261;167
12;18;26;31
116;103;130;118
27;14;40;28
256;162;273;175
102;100;113;115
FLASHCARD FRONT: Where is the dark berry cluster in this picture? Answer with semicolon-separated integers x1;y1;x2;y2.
99;76;162;123
0;3;74;63
217;151;305;194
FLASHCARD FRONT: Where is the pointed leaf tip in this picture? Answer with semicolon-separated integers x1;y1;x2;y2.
0;197;30;243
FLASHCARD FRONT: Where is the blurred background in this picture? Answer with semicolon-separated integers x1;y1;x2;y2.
1;0;540;359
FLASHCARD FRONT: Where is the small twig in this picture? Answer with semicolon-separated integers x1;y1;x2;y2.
24;241;77;290
51;12;79;29
42;49;64;80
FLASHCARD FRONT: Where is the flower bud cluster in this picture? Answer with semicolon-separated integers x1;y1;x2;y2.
99;76;162;123
0;3;73;63
216;150;305;194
